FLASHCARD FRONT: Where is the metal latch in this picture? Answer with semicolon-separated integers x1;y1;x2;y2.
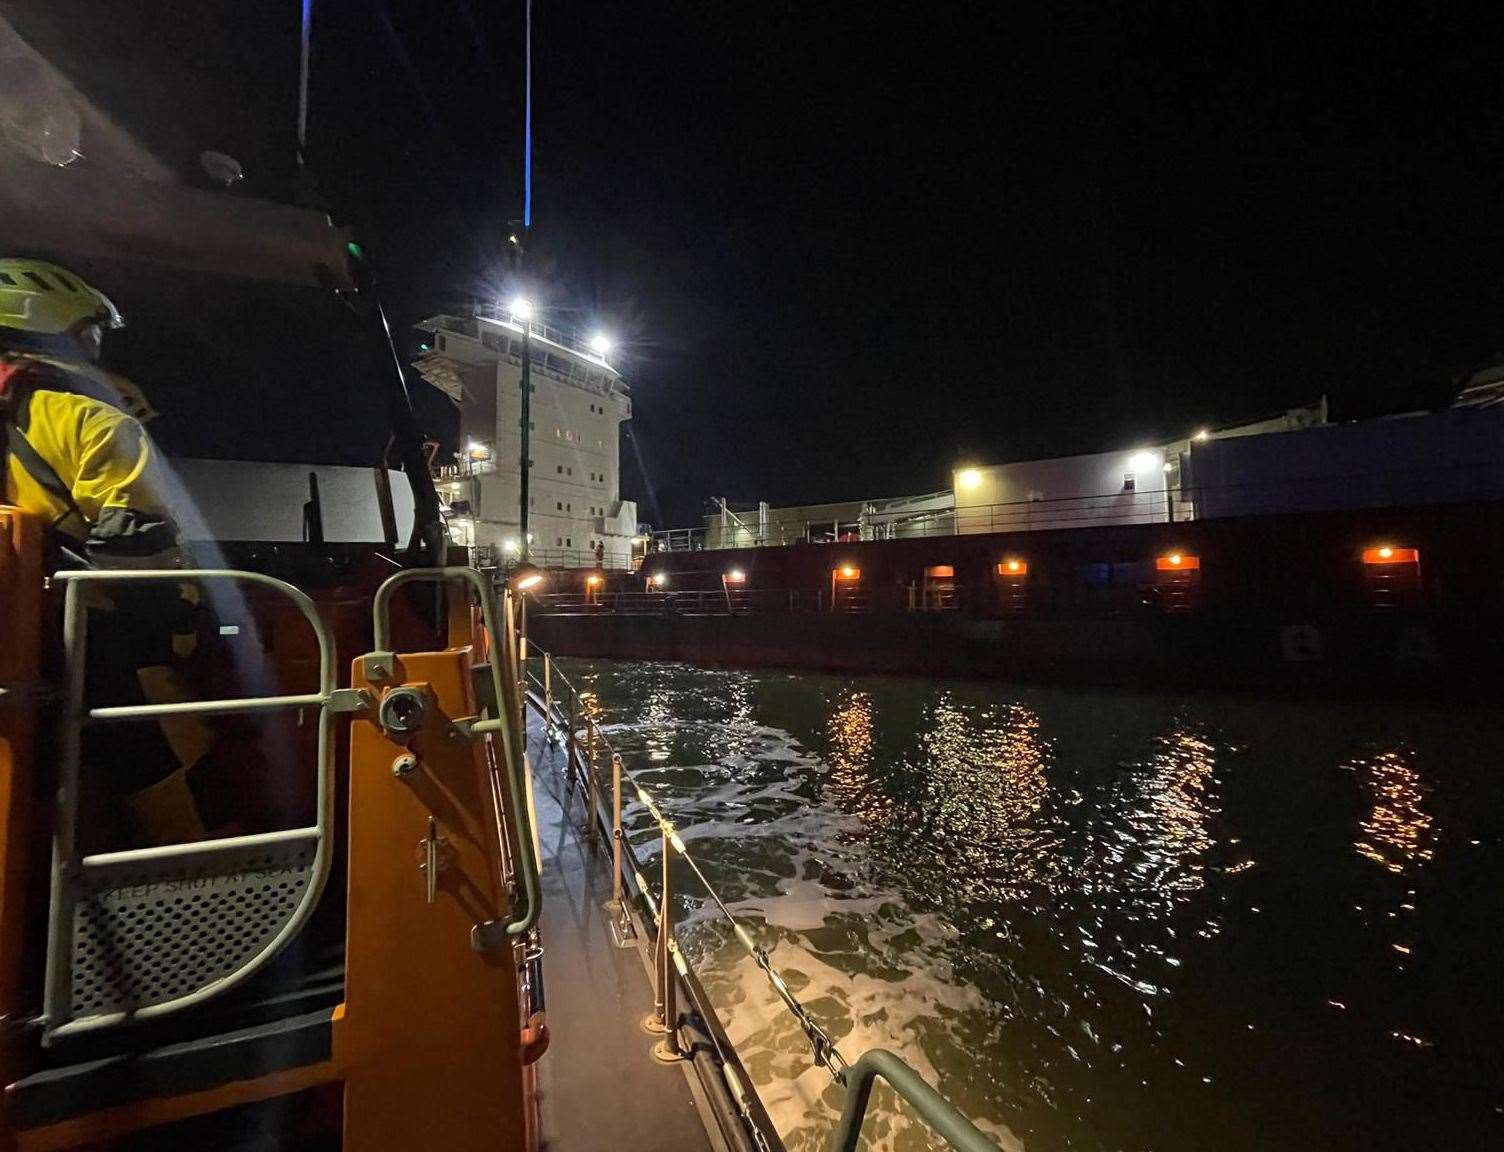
417;817;453;904
326;687;375;714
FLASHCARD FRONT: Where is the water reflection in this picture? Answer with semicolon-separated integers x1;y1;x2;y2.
1348;748;1436;875
1117;728;1218;897
825;691;891;823
721;673;759;760
640;674;678;762
1075;726;1220;994
914;696;1055;903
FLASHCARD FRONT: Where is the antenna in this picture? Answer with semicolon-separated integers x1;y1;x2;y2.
523;0;533;230
297;0;313;166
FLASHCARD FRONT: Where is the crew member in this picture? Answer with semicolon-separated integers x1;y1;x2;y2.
0;257;230;845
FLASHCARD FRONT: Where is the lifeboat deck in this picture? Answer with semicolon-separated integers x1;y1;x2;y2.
525;713;718;1151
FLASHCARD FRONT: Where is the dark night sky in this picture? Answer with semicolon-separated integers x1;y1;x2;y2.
10;2;1504;527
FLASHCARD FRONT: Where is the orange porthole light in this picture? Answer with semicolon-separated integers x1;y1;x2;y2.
835;565;861;581
585;573;603;587
1155;553;1201;571
724;569;747;584
1363;546;1419;566
998;558;1028;576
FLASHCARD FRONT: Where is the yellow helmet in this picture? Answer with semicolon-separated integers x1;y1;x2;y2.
0;258;123;336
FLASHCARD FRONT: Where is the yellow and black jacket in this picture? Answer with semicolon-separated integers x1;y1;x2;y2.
0;352;180;563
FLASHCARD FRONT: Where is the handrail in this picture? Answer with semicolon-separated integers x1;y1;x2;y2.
43;568;339;1044
654;459;1504;550
522;650;997;1152
831;1049;996;1152
371;566;541;937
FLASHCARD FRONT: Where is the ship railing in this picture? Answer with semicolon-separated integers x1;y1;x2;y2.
518;642;998;1152
648;460;1504;550
530;588;824;616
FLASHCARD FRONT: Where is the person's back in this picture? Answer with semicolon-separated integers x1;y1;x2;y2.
2;353;182;565
0;258;232;846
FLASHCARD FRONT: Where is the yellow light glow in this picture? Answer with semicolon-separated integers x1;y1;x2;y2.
956;468;983;490
1195;428;1210;441
1363;546;1418;566
651;572;668;587
585;574;603;586
514;573;543;590
725;569;746;584
840;566;857;579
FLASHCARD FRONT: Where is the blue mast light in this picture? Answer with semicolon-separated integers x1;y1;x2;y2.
523;0;533;229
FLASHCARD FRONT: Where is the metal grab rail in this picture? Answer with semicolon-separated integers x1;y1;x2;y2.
523;650;998;1152
43;569;340;1046
371;566;540;938
831;1049;996;1152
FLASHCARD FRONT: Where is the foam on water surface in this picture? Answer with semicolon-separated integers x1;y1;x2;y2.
565;660;1504;1152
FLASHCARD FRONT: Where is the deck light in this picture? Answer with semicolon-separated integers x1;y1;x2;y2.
1155;553;1200;571
1363;546;1419;565
508;296;534;322
651;572;668;587
956;468;983;490
589;332;613;356
1195;428;1211;441
999;558;1027;575
585;573;603;587
1129;451;1159;474
509;562;545;591
725;569;746;584
836;565;860;581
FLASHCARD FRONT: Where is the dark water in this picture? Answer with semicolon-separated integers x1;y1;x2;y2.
559;660;1504;1152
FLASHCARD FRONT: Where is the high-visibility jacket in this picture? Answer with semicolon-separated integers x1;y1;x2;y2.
1;354;217;844
0;354;180;563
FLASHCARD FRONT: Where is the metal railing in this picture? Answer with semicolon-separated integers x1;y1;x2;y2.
515;547;633;571
531;588;824;616
520;644;998;1152
434;310;625;386
649;462;1504;552
435;458;497;481
372;566;541;940
43;569;342;1045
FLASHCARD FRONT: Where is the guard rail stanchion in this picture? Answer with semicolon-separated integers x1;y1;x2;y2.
567;693;582;823
605;750;635;945
648;821;684;1062
543;652;553;737
585;723;600;846
610;752;625;909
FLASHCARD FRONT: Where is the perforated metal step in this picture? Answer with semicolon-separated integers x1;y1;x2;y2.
70;839;318;1019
